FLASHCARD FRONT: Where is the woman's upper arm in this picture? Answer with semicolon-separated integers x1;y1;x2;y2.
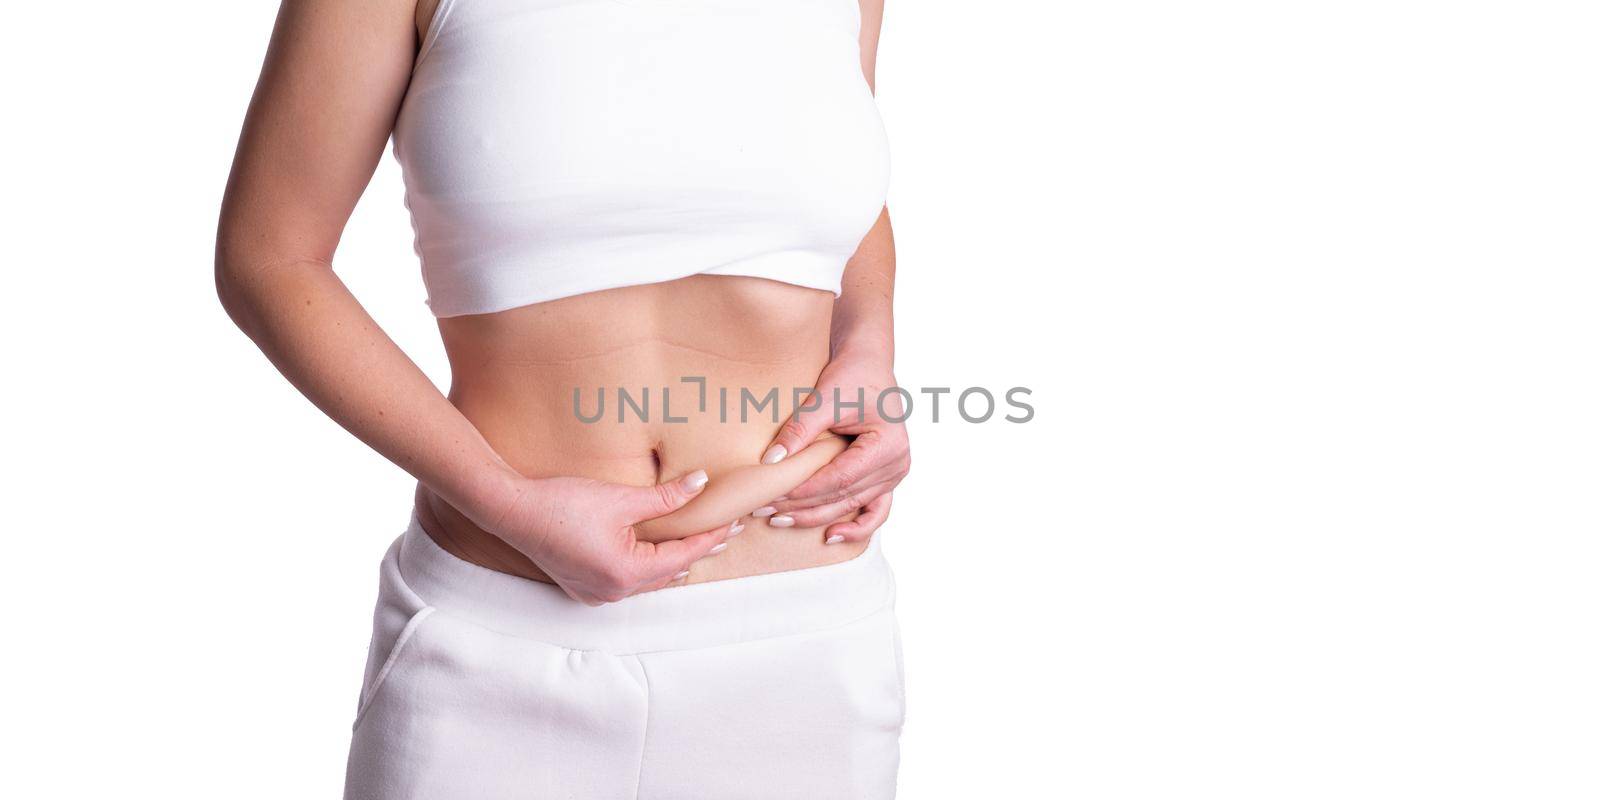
858;0;885;93
218;0;419;272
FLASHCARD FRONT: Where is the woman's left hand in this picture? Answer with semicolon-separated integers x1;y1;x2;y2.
757;346;910;543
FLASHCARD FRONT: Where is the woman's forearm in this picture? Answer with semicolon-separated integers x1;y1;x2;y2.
759;203;906;541
216;256;517;524
832;206;897;364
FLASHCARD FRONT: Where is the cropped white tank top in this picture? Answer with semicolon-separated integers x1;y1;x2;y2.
393;0;891;317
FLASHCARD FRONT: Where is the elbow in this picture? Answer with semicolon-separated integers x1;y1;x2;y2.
214;199;340;335
213;243;255;334
213;228;283;339
212;220;290;336
213;250;237;317
213;235;339;340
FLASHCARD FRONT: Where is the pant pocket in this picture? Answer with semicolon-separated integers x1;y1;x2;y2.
353;605;435;730
346;614;653;800
351;536;433;730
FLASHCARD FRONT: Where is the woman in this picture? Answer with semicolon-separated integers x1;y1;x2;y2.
217;0;910;796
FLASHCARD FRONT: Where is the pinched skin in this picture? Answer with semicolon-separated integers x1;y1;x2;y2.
635;433;850;541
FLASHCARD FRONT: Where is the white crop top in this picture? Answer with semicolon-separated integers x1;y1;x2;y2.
392;0;891;317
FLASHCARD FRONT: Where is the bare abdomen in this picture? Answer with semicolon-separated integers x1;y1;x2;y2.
419;275;869;587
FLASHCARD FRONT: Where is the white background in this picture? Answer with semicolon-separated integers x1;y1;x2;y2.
4;1;1596;797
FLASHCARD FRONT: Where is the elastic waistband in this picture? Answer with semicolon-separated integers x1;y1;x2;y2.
395;513;895;654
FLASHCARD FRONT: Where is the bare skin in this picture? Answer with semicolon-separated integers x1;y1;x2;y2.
420;275;869;585
217;0;905;602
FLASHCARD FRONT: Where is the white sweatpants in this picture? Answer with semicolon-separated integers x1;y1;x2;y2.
344;514;905;799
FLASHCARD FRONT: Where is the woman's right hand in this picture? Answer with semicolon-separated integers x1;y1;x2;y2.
469;469;741;605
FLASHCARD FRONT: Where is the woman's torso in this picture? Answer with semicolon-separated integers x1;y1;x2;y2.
401;0;887;585
419;275;870;585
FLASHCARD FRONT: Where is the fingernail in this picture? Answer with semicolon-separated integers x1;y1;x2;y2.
684;469;709;492
674;570;691;581
825;534;846;545
728;520;746;536
753;506;777;518
709;542;728;554
769;515;795;528
761;444;787;465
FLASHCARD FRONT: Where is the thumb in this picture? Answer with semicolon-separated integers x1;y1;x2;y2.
620;468;710;522
762;389;833;465
632;521;736;590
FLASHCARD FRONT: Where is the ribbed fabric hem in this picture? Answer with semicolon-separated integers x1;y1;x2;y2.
396;513;894;655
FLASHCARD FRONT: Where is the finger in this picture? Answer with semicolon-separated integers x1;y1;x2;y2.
761;389;834;465
768;480;893;530
620;468;711;522
781;433;904;505
636;567;692;595
767;461;902;514
636;516;749;593
630;520;735;586
823;492;893;544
